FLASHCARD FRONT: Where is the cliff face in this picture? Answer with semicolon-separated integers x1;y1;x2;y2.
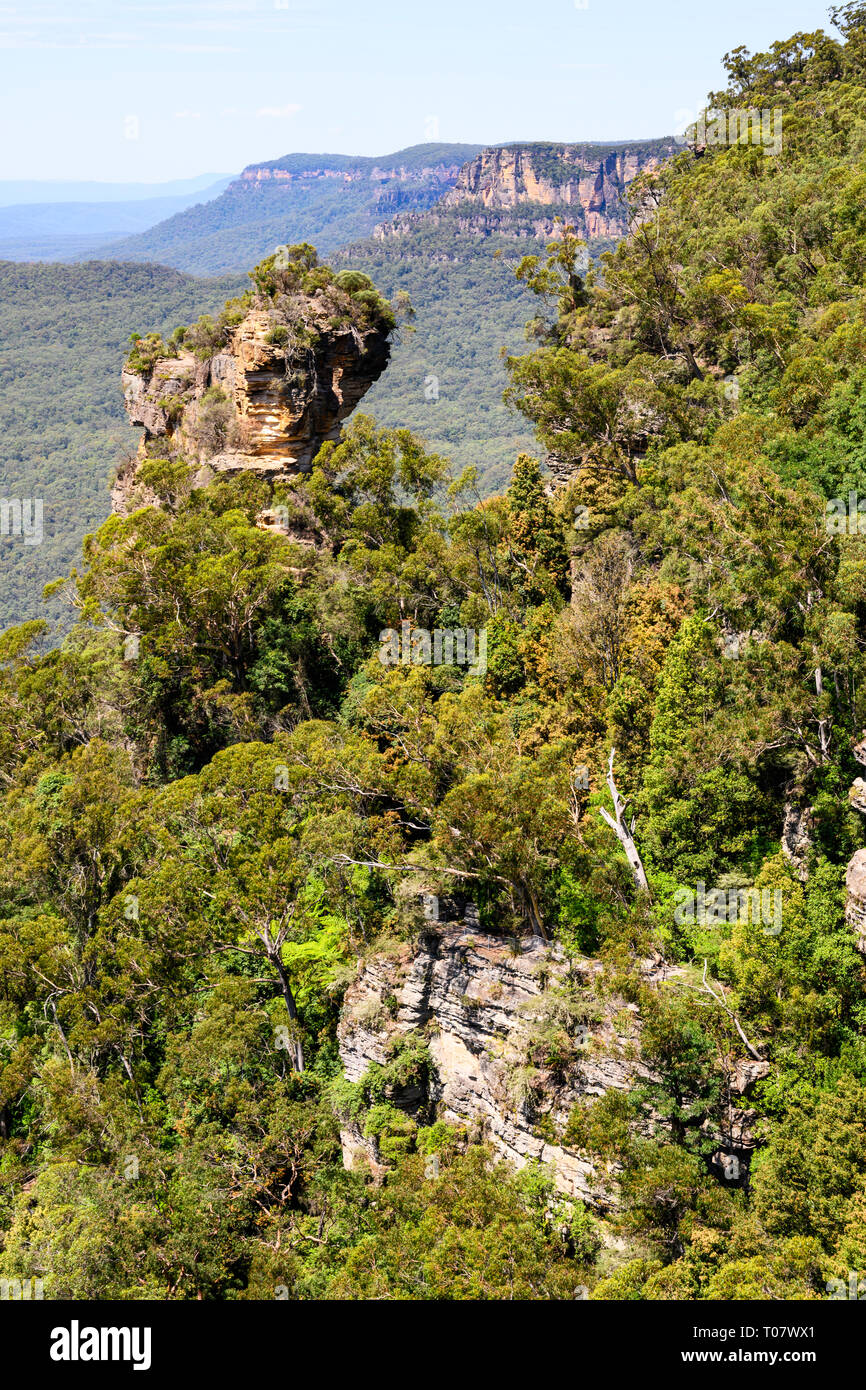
114;264;391;515
338;919;658;1207
235;148;484;220
445;142;676;237
338;920;763;1205
374;141;677;244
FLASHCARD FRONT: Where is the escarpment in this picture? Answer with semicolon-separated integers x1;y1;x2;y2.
238;151;476;213
444;142;676;236
373;140;677;245
114;247;393;515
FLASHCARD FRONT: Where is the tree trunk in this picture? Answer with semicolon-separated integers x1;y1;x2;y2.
815;666;831;761
271;949;305;1073
598;748;650;895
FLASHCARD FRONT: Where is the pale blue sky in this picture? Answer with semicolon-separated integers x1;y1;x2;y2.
0;0;840;181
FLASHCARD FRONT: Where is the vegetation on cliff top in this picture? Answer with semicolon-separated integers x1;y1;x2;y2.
124;242;398;378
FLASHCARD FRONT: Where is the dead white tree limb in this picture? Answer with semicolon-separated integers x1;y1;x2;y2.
699;960;762;1061
598;747;650;896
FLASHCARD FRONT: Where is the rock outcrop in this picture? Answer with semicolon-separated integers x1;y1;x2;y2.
338;921;661;1208
846;848;866;953
781;799;814;881
730;1058;771;1095
114;256;392;515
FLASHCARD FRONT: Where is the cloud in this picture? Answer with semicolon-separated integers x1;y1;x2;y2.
173;109;202;119
256;102;302;118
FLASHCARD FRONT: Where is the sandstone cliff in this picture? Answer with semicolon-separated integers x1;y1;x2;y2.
373;140;677;245
114;250;392;514
337;922;634;1205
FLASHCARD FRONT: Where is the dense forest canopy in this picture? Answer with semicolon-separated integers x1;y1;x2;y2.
4;4;866;1301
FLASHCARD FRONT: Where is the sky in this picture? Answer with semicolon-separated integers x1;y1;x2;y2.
0;0;841;183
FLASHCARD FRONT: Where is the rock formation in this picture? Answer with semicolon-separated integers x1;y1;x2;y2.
850;778;866;814
114;253;392;515
846;848;866;953
373;141;677;247
443;141;677;238
338;917;660;1208
781;799;814;881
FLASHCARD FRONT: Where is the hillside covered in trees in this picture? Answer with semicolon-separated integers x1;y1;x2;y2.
3;5;866;1303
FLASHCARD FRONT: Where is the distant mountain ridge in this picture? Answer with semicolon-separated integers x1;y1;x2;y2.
93;140;676;276
243;145;482;177
0;179;233;244
95;144;486;275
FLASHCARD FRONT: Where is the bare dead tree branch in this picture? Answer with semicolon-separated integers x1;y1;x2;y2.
699;960;763;1061
598;748;650;896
